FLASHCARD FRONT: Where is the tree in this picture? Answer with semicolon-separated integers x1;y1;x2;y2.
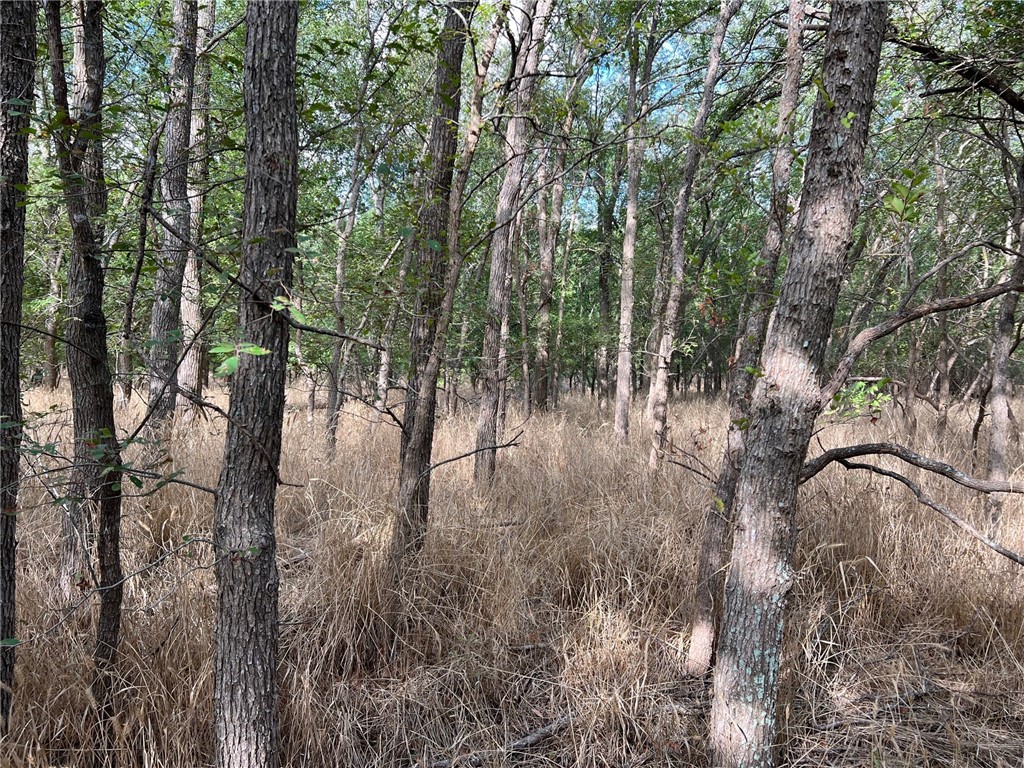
0;0;36;734
44;0;125;753
212;1;298;765
614;3;661;439
647;0;743;466
392;0;476;560
708;3;888;765
686;0;805;676
474;0;554;487
148;0;198;424
178;0;217;419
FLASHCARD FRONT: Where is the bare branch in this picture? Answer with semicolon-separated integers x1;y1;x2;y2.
822;278;1021;403
834;459;1024;568
801;441;1020;493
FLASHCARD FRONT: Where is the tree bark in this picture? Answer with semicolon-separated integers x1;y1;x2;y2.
178;0;216;420
709;4;887;767
325;129;369;455
392;0;474;561
474;0;552;487
45;0;125;757
985;160;1024;533
535;37;589;411
614;9;659;440
686;0;804;677
0;0;35;733
148;0;197;424
213;2;298;766
648;0;743;468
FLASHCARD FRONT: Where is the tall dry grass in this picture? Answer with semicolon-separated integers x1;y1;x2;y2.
2;386;1023;767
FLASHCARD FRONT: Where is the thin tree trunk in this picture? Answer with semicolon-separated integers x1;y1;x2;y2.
614;11;659;440
0;0;35;733
325;130;368;455
934;134;952;436
685;0;805;677
709;4;887;766
45;1;125;758
392;0;475;560
985;161;1024;533
213;2;297;766
475;0;552;487
534;37;589;411
648;0;743;467
148;0;197;424
119;121;164;405
178;0;215;421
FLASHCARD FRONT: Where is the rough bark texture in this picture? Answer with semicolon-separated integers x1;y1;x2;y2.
686;0;804;677
45;0;125;756
709;4;887;767
474;0;552;487
0;0;35;733
148;0;197;423
648;0;743;467
392;0;473;561
178;0;216;419
213;2;298;766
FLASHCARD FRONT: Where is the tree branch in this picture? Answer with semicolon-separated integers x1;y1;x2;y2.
892;36;1024;115
834;458;1024;567
822;278;1021;403
801;441;1020;493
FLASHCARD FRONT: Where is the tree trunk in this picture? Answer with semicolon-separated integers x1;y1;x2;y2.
0;0;35;733
178;0;216;420
535;37;589;411
648;0;743;467
985;161;1024;534
213;2;297;766
686;0;804;677
325;130;368;455
392;0;474;561
119;122;164;405
148;0;197;424
709;4;887;767
45;0;125;757
614;12;659;440
474;0;552;487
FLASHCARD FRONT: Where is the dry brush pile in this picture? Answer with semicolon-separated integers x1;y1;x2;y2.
3;388;1023;767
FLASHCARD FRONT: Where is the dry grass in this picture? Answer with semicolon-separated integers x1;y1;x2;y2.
2;387;1023;767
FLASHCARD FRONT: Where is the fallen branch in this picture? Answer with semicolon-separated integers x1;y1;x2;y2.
835;459;1024;567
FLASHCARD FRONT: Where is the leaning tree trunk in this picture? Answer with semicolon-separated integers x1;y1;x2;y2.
474;0;553;487
178;0;216;420
148;0;197;424
709;4;887;767
212;2;298;766
45;0;126;757
0;0;35;734
685;0;804;677
392;0;474;561
648;0;743;467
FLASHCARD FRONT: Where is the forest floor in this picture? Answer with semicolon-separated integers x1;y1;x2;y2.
3;386;1024;767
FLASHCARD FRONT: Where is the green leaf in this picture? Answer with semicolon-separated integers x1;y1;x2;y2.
0;638;21;647
216;356;240;377
238;343;270;356
210;343;235;354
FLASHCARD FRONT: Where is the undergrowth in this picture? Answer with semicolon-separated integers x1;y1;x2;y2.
2;387;1022;767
